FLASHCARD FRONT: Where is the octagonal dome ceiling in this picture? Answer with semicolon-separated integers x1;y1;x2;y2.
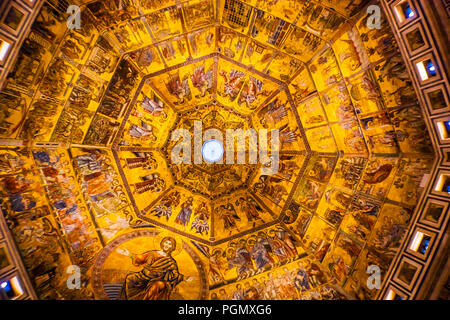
0;0;438;300
110;54;311;243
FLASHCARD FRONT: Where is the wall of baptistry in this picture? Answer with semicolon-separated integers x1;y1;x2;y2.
0;0;448;300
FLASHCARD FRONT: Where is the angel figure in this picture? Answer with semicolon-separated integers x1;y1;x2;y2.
253;175;288;205
236;197;265;227
258;98;287;128
227;240;254;279
238;76;264;109
249;234;274;272
128;121;157;141
174;197;194;231
217;204;241;235
219;69;245;101
133;173;165;194
278;124;298;147
166;73;191;104
190;65;213;98
140;94;167;119
190;201;210;235
151;191;181;221
124;152;157;170
209;249;228;285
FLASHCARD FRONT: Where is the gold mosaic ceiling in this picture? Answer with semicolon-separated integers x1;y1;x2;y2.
0;0;437;300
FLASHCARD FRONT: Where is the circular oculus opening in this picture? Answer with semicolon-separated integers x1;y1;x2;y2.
201;139;224;163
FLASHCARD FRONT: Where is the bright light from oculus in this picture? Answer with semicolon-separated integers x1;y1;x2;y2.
202;139;224;163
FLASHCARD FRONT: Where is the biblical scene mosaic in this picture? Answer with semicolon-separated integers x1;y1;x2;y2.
0;0;437;300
